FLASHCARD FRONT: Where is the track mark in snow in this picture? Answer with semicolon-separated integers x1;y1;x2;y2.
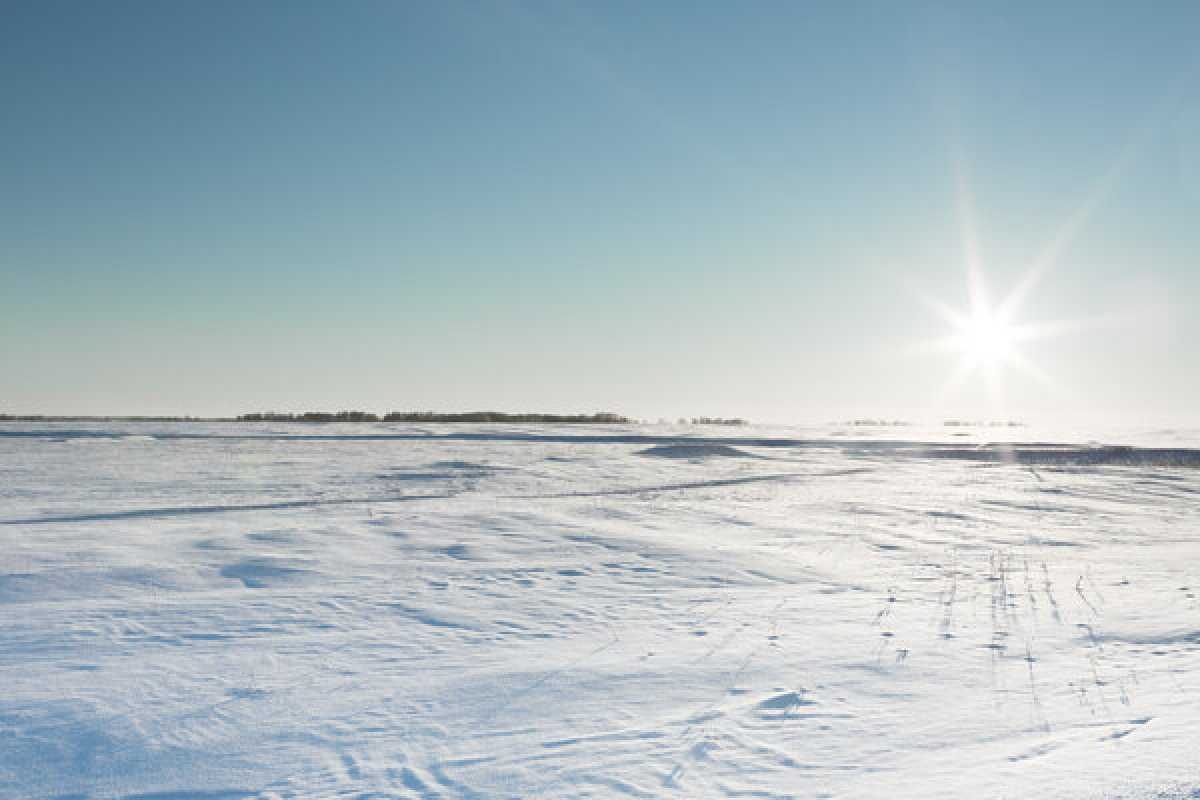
0;493;452;525
1042;562;1063;624
477;624;622;723
1076;575;1100;616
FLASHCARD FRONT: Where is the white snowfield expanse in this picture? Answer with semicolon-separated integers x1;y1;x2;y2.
2;422;1199;800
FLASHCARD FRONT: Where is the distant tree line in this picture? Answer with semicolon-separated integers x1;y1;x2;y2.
0;414;210;422
236;411;632;424
382;411;630;423
237;411;382;422
687;417;749;426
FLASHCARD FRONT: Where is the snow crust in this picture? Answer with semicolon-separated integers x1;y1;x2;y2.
1;422;1198;799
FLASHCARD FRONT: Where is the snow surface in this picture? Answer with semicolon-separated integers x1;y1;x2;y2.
1;421;1199;799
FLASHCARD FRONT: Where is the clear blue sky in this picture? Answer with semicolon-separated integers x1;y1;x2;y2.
3;1;1197;422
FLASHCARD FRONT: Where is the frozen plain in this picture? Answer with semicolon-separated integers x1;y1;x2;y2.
1;422;1198;800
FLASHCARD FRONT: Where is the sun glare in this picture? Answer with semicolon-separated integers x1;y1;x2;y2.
955;309;1016;366
908;154;1101;413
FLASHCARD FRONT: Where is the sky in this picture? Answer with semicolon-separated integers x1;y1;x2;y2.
2;1;1198;424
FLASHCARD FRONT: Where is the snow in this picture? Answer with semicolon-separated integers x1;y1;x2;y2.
1;421;1198;799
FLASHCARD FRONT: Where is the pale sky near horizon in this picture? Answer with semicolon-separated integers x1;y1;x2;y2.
2;1;1198;424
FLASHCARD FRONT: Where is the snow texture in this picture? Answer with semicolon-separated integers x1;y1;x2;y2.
1;421;1199;799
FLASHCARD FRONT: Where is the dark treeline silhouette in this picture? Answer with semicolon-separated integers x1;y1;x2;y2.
238;411;380;422
235;411;632;424
382;411;630;424
2;411;634;424
689;417;749;426
0;415;211;422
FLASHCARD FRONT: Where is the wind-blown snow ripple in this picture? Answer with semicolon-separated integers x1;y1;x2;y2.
1;421;1198;799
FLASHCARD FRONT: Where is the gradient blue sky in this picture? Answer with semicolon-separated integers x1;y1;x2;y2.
3;1;1197;422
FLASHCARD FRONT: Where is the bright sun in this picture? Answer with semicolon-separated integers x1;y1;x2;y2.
917;263;1067;413
909;159;1079;410
913;143;1119;411
955;308;1017;366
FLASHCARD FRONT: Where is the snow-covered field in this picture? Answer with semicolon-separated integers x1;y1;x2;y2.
2;422;1199;799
